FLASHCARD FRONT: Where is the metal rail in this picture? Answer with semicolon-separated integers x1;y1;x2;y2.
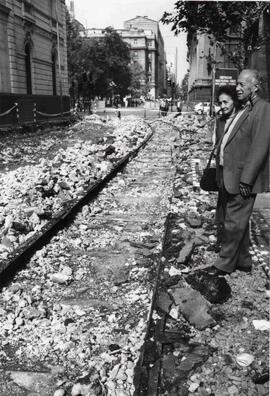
0;124;155;281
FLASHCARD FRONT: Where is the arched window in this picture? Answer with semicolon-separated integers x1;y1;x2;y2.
25;43;32;94
52;52;57;95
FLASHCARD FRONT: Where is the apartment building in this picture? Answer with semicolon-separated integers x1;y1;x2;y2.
84;16;167;99
187;30;239;102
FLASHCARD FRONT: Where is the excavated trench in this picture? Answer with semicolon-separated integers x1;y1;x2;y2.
0;114;268;396
0;121;179;396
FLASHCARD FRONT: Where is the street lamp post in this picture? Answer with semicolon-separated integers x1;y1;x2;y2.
210;42;218;117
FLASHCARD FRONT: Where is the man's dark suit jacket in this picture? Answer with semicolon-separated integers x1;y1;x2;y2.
216;96;270;194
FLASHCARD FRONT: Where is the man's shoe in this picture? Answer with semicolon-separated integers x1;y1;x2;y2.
202;265;228;277
236;266;252;273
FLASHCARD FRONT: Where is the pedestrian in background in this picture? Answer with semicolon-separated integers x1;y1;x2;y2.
205;69;270;276
177;99;182;114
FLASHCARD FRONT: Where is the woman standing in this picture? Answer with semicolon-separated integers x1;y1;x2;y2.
214;86;240;247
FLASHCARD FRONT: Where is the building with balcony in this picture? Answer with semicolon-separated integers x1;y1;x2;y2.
83;16;167;99
124;16;167;99
0;0;69;126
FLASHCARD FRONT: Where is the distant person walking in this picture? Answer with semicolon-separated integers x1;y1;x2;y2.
177;99;182;113
124;96;128;108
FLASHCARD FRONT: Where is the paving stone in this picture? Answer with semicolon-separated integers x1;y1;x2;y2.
185;213;202;228
162;353;176;377
156;290;173;314
170;287;216;329
8;371;54;395
177;241;194;264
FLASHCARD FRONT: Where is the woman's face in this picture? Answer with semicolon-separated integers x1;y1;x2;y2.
218;93;235;117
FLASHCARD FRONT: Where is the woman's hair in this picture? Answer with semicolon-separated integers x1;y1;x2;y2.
216;85;238;104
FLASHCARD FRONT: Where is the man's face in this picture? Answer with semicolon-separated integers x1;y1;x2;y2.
236;72;256;102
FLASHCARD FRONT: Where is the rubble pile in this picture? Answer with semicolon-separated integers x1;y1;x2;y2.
0;114;268;396
144;114;269;396
0;117;176;396
0;116;151;260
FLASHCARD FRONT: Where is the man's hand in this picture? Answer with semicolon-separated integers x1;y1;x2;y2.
239;182;252;198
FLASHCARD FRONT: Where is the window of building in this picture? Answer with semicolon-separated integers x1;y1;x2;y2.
52;53;57;95
24;0;32;14
134;39;137;44
25;43;32;94
50;0;57;24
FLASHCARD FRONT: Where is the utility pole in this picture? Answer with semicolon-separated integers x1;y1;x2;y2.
175;47;178;85
200;40;219;116
210;42;217;117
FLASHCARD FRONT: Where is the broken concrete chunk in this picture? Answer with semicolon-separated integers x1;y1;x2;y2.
185;213;202;228
170;287;216;330
156;290;173;314
177;241;194;264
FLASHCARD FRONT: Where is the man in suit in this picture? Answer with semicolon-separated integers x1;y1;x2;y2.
207;69;270;275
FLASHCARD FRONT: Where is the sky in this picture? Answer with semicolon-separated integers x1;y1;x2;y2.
70;0;189;84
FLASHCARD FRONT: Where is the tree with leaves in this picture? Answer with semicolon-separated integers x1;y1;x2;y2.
129;62;148;98
66;10;83;104
180;71;189;101
66;14;131;101
162;1;270;70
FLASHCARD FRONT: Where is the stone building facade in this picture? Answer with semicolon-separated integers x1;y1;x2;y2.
187;30;239;102
84;16;167;99
188;12;270;104
124;16;167;99
0;0;69;126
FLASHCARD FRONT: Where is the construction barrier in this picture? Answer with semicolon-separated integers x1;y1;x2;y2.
0;103;18;118
36;109;72;117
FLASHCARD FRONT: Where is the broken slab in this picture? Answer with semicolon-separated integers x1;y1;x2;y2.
8;371;54;396
177;241;195;264
169;287;216;330
156;290;173;314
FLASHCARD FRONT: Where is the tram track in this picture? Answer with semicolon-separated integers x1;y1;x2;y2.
0;114;268;396
0;122;155;281
0;119;179;396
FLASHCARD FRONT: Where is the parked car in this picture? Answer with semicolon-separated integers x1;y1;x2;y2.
194;102;209;114
194;102;220;115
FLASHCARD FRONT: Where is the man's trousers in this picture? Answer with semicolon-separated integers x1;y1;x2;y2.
215;178;256;273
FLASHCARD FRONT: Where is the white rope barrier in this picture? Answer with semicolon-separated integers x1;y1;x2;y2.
0;104;18;118
36;109;72;117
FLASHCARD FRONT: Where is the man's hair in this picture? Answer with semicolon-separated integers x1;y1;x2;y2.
216;85;238;104
241;69;261;89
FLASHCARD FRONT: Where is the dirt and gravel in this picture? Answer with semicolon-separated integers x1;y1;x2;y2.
0;113;268;396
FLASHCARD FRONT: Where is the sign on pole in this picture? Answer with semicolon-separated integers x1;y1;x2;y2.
215;69;238;86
